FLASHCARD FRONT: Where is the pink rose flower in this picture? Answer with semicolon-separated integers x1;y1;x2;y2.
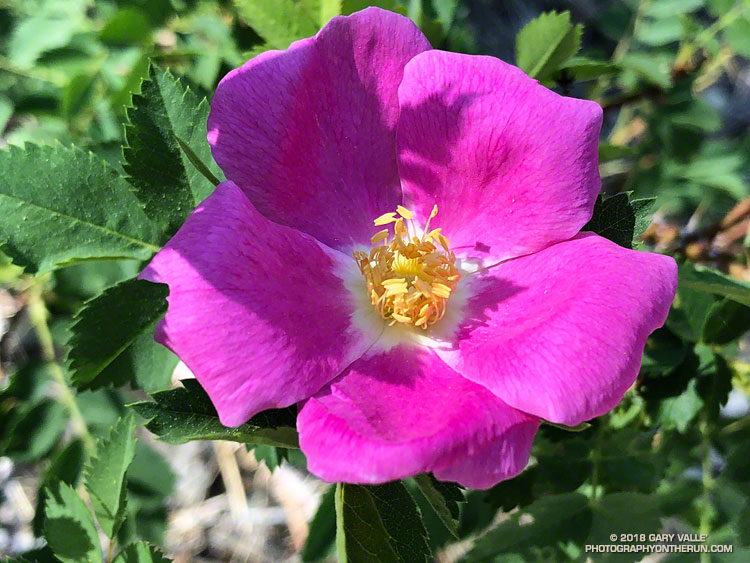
141;8;677;488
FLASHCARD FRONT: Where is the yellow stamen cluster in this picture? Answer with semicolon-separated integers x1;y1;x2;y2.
354;205;461;329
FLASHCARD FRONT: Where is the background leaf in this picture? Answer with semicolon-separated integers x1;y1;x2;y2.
130;379;299;448
0;144;159;273
33;440;86;536
583;192;656;249
515;11;582;80
233;0;319;49
113;542;171;563
336;481;431;563
123;63;223;241
461;492;592;561
413;474;463;538
84;412;137;538
301;486;337;562
44;482;100;563
678;261;750;307
67;279;175;391
0;399;67;462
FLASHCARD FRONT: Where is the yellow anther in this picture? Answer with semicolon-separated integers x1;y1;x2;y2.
425;228;442;240
391;312;412;324
384;284;408;297
353;206;460;330
396;205;413;220
431;282;452;299
374;212;397;226
394;218;406;236
370;229;389;245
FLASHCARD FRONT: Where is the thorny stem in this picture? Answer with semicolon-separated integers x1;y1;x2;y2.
27;279;95;454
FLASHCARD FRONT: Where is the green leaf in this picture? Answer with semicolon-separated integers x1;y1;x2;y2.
62;72;100;120
7;3;83;68
0;96;14;135
678;261;750;307
1;399;67;462
654;377;703;432
0;144;159;274
484;467;538;512
252;445;289;471
701;298;750;345
641;327;689;376
694;345;733;423
300;0;343;26
432;0;458;30
34;440;86;536
233;0;319;49
582;192;656;249
127;441;177;501
543;420;592;432
620;53;672;89
84;412;137;538
44;482;101;563
461;493;592;562
68;279;175;391
100;8;152;45
588;493;661;563
668;280;717;342
342;0;401;15
725;17;750;57
113;542;171;563
645;0;704;18
560;56;617;81
336;481;431;563
302;486;337;562
130;379;299;448
598;143;634;162
515;11;583;80
413;474;463;538
123;63;222;241
54;260;141;302
643;345;732;430
635;16;683;46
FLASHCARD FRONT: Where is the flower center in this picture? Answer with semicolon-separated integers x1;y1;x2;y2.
353;205;461;330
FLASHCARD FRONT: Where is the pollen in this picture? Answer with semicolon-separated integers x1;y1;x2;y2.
354;205;461;330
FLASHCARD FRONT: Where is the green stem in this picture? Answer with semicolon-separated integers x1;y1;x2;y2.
590;421;605;506
105;538;116;563
27;280;94;454
699;416;714;563
676;0;750;69
590;0;650;102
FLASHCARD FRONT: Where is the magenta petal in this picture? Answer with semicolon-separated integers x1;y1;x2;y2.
397;50;602;261
140;182;379;427
207;8;431;251
297;345;540;488
440;233;677;426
